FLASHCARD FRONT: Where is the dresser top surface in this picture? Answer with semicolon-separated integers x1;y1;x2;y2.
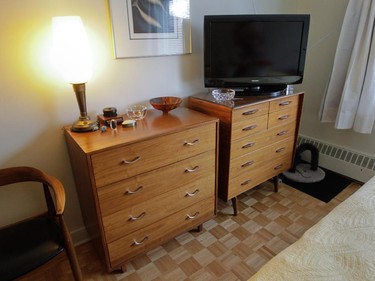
189;92;303;109
64;107;218;154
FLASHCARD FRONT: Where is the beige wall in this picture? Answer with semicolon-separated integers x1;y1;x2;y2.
1;0;370;244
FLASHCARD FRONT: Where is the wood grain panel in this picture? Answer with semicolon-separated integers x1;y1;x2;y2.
64;108;218;154
97;151;215;217
230;123;296;160
269;95;299;112
102;177;215;242
92;123;216;187
268;105;298;129
227;158;292;199
229;138;294;180
231;115;268;141
107;198;215;268
232;102;269;121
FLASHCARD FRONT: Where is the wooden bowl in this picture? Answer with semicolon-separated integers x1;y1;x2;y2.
149;96;182;114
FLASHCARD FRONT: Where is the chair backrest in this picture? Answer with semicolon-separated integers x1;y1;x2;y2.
0;166;65;215
0;166;82;280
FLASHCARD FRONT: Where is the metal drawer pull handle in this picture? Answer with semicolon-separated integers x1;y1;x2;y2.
277;130;288;136
274;164;283;170
185;189;200;197
122;156;141;164
124;185;143;195
242;142;255;149
129;211;146;221
279;101;292;106
132;236;148;246
276;147;286;153
242;109;259;115
278;115;290;120
242;125;257;131
241;161;254;168
186;212;200;219
241;179;252;186
184;139;200;146
185;166;199;173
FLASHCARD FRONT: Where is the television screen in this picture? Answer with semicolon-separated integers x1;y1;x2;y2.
204;14;310;95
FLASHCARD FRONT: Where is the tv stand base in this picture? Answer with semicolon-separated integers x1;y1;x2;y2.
234;85;287;97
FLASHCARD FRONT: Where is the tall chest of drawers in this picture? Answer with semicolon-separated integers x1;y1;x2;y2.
188;93;304;215
64;108;218;272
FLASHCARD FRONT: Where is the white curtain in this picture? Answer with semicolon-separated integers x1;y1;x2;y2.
319;0;375;134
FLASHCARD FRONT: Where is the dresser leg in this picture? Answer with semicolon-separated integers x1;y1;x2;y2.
120;265;127;273
273;176;279;192
197;224;203;232
231;197;238;216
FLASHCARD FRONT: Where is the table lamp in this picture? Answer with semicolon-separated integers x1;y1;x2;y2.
52;16;97;132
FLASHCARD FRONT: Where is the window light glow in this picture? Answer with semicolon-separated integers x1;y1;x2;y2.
170;0;190;19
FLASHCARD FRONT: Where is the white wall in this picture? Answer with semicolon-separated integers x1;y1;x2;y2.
1;0;371;244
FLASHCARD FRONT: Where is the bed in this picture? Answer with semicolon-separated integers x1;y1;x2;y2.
248;176;375;281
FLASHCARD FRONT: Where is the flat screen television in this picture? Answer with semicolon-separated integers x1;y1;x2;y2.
204;14;310;96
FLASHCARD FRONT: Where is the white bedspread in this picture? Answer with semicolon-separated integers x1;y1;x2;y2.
249;176;375;281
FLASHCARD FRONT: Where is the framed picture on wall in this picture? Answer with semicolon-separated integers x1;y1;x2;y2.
108;0;192;58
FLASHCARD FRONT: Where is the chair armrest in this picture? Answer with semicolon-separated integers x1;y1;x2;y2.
43;173;66;215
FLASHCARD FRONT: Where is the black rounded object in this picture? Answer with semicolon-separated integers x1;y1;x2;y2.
103;107;117;117
290;143;319;173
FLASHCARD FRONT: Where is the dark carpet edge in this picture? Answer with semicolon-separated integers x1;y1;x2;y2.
279;166;353;203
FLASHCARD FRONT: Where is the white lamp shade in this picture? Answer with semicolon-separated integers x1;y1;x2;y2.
52;16;93;84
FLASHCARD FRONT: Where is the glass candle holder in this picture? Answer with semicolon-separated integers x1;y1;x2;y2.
127;105;147;120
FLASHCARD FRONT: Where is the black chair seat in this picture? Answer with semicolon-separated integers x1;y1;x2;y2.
0;217;65;281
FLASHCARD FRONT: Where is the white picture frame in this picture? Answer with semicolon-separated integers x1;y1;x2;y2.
108;0;192;58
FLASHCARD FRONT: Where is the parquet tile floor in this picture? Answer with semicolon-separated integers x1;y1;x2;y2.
17;180;361;281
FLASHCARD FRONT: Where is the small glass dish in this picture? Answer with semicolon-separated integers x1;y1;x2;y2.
211;88;235;101
127;105;147;120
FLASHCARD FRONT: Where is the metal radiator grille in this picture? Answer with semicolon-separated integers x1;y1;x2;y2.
297;136;375;171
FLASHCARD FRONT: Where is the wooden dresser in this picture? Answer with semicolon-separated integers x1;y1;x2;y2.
64;108;218;272
188;92;303;215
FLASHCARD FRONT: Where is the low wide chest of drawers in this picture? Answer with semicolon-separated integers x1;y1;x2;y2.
188;92;304;215
64;108;218;272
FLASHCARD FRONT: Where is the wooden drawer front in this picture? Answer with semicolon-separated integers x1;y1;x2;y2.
107;198;215;267
102;176;214;243
269;95;299;113
268;105;298;129
92;123;216;187
228;157;292;199
267;122;296;145
231;115;268;141
232;102;269;121
97;151;215;217
230;147;269;180
229;138;294;180
230;122;296;159
230;133;267;159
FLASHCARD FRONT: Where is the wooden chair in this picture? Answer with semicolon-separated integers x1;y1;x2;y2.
0;166;82;280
